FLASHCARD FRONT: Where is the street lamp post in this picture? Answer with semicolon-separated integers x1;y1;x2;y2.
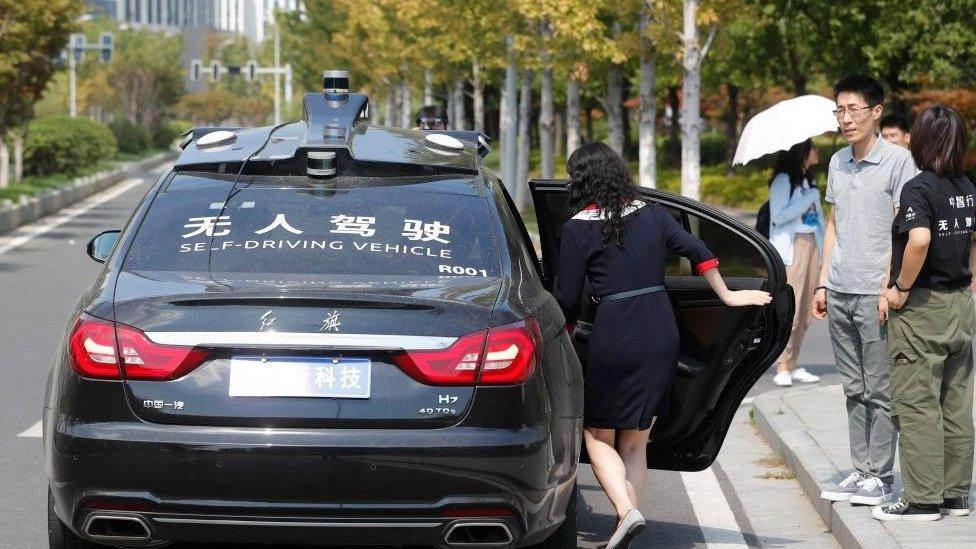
66;32;114;118
274;19;281;125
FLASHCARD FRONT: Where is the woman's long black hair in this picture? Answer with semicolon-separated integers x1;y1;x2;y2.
566;142;638;248
770;139;816;192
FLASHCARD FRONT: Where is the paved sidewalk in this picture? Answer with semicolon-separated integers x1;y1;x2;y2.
752;384;976;548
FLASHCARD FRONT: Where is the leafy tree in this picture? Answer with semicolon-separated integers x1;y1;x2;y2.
109;27;185;131
175;89;239;126
0;0;82;187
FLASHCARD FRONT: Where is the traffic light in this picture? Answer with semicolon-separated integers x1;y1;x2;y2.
70;33;86;63
210;60;221;81
190;59;202;82
99;32;114;63
246;60;258;83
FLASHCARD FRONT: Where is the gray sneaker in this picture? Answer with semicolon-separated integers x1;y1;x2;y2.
820;471;865;502
850;476;893;505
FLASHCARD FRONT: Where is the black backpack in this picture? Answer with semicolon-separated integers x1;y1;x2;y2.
756;183;801;238
756;201;771;238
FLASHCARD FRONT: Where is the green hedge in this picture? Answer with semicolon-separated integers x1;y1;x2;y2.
658;132;731;169
657;165;771;210
153;120;193;149
109;118;152;155
25;116;118;176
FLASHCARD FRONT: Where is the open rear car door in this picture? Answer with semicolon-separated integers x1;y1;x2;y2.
530;180;795;471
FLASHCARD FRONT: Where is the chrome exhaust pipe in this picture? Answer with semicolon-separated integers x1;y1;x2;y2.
83;514;152;542
444;521;514;546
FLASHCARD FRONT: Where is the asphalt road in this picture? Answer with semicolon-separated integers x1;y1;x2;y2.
0;164;839;548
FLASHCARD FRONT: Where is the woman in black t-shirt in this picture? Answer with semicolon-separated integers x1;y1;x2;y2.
878;105;976;521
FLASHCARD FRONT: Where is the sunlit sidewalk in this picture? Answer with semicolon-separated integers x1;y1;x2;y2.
754;383;976;548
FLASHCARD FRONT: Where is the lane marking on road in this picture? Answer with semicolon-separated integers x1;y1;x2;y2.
680;468;749;548
0;164;166;257
17;420;42;438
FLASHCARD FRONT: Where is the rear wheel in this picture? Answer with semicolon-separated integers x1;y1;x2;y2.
531;484;578;548
48;489;100;549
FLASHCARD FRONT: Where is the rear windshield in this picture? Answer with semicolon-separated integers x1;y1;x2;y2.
122;173;501;279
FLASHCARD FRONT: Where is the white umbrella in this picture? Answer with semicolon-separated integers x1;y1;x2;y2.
732;95;839;166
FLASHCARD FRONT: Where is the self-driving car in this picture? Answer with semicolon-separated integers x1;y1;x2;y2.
45;71;794;548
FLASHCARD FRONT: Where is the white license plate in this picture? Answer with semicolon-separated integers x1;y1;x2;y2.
228;357;371;398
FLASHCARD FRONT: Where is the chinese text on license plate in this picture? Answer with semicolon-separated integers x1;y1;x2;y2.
229;357;371;399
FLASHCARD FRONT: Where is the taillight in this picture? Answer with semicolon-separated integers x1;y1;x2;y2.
116;324;209;380
69;315;121;379
392;320;539;386
68;314;208;380
479;321;539;384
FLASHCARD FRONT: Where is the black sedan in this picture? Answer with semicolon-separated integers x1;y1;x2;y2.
44;75;792;548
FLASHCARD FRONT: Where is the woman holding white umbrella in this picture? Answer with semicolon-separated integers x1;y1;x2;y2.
767;139;824;386
734;95;838;386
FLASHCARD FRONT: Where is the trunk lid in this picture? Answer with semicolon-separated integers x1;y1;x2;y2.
114;172;503;428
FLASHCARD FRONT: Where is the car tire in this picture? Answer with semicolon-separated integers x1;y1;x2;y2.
531;484;578;548
48;489;100;549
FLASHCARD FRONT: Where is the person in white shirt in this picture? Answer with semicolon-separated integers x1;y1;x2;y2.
768;139;825;386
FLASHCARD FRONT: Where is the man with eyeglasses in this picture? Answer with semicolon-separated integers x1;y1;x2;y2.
415;105;449;131
813;74;918;508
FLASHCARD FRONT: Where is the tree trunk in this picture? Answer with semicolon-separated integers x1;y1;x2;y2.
446;86;457;130
384;83;396;127
681;0;701;200
393;82;403;127
605;65;624;156
585;97;595;142
473;58;485;134
400;77;412;128
500;36;519;196
664;86;680;170
622;75;633;156
668;86;680;142
453;77;466;130
554;107;564;164
0;138;8;189
539;66;554;179
605;22;625;156
725;83;740;174
13;130;24;182
785;42;807;95
566;79;581;156
516;70;534;211
537;21;555;180
423;70;434;105
638;7;657;188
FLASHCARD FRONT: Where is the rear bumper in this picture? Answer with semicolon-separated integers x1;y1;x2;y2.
79;511;523;547
48;418;574;547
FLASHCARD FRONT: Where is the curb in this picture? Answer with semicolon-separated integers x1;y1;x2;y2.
0;152;175;237
752;389;900;549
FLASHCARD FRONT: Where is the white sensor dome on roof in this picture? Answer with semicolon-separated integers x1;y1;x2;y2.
196;130;237;149
424;133;465;151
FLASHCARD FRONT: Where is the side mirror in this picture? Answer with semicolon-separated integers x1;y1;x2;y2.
87;230;121;263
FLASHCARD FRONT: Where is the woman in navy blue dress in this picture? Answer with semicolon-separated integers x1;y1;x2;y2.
555;143;772;548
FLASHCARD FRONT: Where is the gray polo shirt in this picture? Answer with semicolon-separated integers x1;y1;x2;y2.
825;137;918;295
